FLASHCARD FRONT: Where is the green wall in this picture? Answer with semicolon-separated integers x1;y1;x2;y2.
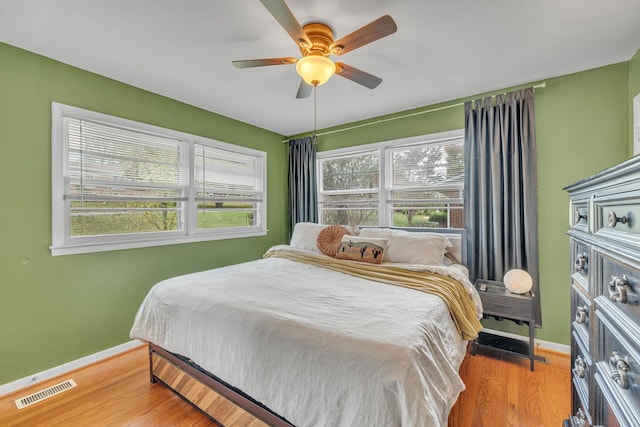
1;39;636;385
0;42;289;384
312;62;631;346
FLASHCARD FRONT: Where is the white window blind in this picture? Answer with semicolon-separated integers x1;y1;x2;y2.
317;130;464;229
51;102;267;255
65;117;187;236
386;136;464;228
194;143;264;230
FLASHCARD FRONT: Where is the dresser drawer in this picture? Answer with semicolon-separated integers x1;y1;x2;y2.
594;311;640;422
570;198;590;232
593;193;640;249
571;238;591;293
592;248;640;335
572;284;592;348
596;371;637;427
573;329;593;413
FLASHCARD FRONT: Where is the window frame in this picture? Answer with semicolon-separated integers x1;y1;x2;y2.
316;129;464;228
51;102;267;256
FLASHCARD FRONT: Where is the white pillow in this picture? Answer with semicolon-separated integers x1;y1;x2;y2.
358;228;409;238
445;238;462;264
289;222;327;252
358;228;451;265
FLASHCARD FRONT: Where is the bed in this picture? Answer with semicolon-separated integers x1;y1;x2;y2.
130;225;483;427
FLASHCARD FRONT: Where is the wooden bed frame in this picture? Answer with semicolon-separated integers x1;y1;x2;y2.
149;343;293;426
147;229;467;426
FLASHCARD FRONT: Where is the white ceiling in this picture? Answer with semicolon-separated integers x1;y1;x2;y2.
1;0;639;136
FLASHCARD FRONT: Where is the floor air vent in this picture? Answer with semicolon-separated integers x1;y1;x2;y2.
15;379;77;409
533;354;548;363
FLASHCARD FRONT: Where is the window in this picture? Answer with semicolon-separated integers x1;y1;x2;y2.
317;149;380;226
51;103;266;255
317;130;464;228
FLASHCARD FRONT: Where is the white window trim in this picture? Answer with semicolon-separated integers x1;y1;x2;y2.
51;102;267;256
316;129;464;228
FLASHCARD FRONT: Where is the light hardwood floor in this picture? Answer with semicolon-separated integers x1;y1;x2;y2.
0;343;570;427
449;346;571;426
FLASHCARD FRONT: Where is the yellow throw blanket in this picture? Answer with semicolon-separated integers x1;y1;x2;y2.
264;250;482;340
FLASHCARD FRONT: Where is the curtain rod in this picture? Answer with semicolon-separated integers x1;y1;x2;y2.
282;82;546;143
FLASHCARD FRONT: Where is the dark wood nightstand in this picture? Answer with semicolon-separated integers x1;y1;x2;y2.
473;279;536;371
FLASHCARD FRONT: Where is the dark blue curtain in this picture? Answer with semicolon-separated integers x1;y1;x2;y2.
288;136;318;238
464;87;541;326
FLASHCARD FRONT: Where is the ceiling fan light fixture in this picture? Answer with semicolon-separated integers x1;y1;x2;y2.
296;55;336;86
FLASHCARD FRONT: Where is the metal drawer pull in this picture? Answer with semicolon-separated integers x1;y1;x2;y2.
574;253;588;272
573;408;587;427
575;306;587;324
574;355;586;378
608;210;629;228
574;209;587;224
608;275;629;304
609;352;630;389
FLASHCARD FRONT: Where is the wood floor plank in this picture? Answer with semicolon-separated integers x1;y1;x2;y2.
0;343;570;426
0;345;211;427
448;346;570;427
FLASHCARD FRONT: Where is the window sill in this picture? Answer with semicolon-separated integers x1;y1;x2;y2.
50;229;268;256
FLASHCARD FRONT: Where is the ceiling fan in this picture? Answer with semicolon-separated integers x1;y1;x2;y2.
232;0;397;98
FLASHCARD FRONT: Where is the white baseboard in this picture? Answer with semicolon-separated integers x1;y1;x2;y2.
482;328;570;354
0;339;145;398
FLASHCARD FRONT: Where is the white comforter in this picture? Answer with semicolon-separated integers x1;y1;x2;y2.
130;246;481;427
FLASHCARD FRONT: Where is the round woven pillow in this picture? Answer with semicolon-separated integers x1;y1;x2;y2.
316;225;350;257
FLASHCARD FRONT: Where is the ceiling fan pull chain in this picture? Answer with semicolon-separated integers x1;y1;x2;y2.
313;84;318;144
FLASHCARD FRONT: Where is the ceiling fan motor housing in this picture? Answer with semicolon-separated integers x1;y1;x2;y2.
299;23;339;57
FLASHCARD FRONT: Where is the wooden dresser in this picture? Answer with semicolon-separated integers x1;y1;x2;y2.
563;156;640;427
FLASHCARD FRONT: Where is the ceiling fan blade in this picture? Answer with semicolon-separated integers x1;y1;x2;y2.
296;79;312;98
330;15;397;56
232;57;297;68
260;0;312;48
335;62;382;89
